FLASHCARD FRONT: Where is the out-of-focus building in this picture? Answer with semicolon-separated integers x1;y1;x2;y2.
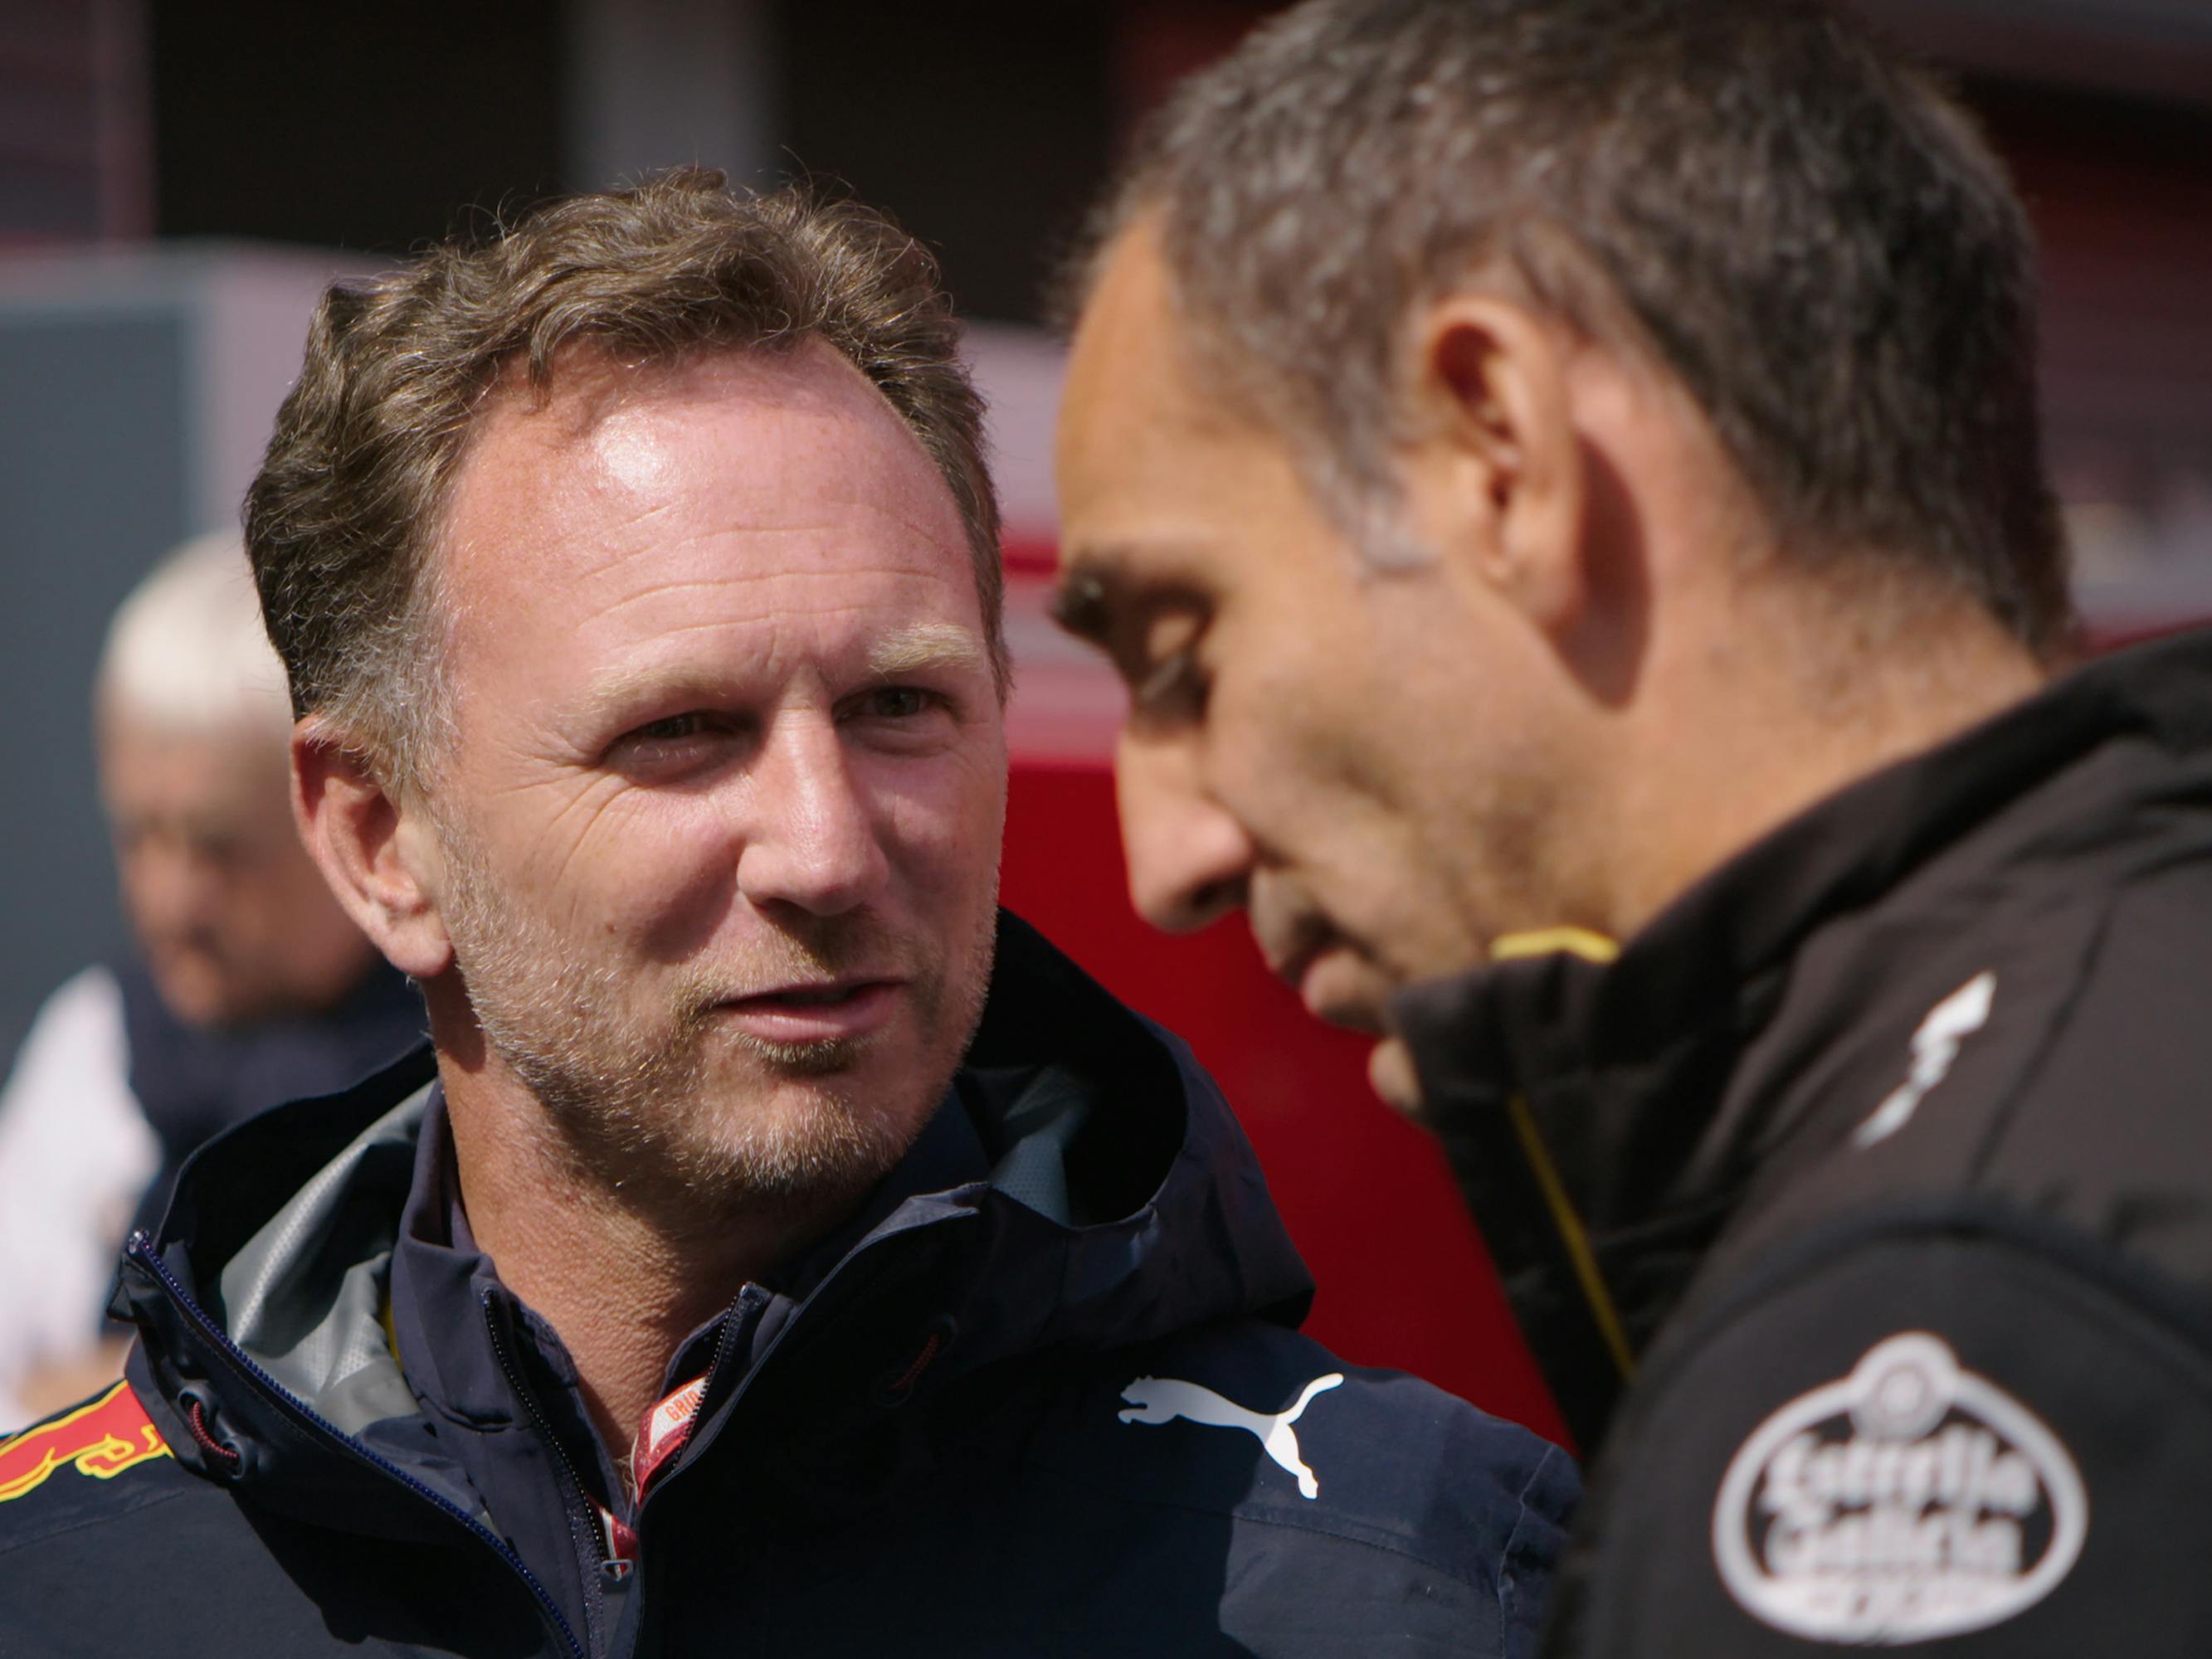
1855;1;2212;640
1;0;2205;1443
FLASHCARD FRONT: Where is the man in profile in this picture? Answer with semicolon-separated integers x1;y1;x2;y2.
1055;0;2212;1648
0;172;1571;1656
0;535;418;1427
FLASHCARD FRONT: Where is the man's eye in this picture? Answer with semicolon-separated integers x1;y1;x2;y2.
634;713;709;742
190;835;243;869
860;686;936;719
1122;605;1211;727
1131;651;1209;726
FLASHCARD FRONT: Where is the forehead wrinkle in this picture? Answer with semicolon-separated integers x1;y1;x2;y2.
1058;547;1125;585
1062;532;1225;580
581;563;963;631
546;508;967;593
575;500;962;550
565;385;964;529
465;398;965;581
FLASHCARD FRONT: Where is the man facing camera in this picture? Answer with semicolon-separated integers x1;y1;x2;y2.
0;173;1571;1657
1055;0;2212;1650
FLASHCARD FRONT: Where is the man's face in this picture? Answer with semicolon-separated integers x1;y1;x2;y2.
102;712;373;1028
1054;226;1574;1068
421;341;1006;1209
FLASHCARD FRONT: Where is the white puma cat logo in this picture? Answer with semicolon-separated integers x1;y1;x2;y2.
1118;1372;1345;1499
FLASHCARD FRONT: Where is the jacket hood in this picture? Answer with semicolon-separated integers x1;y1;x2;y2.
114;911;1313;1526
1390;626;2212;1452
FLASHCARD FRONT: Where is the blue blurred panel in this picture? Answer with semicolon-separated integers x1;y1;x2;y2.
0;309;189;1061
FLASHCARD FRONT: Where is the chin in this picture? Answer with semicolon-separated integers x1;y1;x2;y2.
673;1067;935;1209
1367;1036;1425;1115
1313;995;1389;1036
151;969;245;1030
494;985;967;1215
1298;951;1396;1037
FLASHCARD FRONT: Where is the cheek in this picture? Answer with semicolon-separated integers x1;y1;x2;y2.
112;852;158;917
1209;632;1439;914
1205;658;1344;821
858;746;1007;897
482;782;733;948
610;801;750;942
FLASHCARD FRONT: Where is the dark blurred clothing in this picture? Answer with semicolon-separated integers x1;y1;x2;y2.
0;957;421;1427
117;956;425;1241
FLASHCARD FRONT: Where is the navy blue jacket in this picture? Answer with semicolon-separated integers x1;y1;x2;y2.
0;914;1574;1657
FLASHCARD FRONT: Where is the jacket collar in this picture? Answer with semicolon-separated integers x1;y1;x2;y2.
1391;626;2212;1449
384;1072;995;1501
118;912;1313;1524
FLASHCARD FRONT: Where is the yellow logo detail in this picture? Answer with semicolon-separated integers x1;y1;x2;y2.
0;1380;173;1503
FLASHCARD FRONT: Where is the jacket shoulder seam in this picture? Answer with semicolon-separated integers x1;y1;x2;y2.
0;1479;203;1563
1963;877;2120;1184
1641;1193;2212;1409
1493;1441;1569;1657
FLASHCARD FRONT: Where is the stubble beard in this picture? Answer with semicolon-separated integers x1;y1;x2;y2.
435;820;997;1228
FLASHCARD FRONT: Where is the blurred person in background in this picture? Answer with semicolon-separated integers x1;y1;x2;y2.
1055;0;2212;1649
0;535;421;1428
0;173;1571;1657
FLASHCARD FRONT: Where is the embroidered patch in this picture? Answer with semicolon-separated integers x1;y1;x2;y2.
1713;1332;2086;1644
1118;1373;1343;1499
0;1381;173;1504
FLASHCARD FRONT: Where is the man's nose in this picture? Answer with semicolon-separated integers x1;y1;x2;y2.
735;718;889;917
1114;731;1255;933
123;838;221;934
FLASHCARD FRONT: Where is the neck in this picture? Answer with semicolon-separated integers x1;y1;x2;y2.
1602;571;2051;940
430;1036;811;1465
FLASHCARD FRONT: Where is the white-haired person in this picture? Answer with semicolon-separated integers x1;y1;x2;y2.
0;536;422;1428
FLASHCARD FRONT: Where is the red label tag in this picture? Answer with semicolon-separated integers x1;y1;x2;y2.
600;1374;709;1564
631;1374;708;1495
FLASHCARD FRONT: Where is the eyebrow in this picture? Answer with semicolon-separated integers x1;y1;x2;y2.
865;621;990;679
1047;555;1118;646
581;623;992;724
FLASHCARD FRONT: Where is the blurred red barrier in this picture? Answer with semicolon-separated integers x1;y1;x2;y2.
1002;761;1569;1447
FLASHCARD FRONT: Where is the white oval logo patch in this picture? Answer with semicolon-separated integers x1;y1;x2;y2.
1713;1332;2088;1644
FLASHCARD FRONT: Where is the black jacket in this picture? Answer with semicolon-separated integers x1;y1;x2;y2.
1396;628;2212;1654
0;914;1574;1657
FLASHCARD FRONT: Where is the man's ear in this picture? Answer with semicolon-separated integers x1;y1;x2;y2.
291;724;453;980
1401;293;1586;634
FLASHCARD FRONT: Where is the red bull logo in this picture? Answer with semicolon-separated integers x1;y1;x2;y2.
0;1380;173;1504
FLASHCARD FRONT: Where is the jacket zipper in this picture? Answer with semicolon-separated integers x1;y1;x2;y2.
640;1264;888;1524
651;1282;758;1486
126;1232;583;1659
1503;1092;1639;1386
480;1289;612;1647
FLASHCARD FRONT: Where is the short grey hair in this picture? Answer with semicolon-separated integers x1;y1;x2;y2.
1081;0;2068;651
98;533;292;736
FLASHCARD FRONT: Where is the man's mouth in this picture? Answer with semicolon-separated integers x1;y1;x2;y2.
756;983;871;1006
1260;936;1388;1035
715;978;904;1044
1291;951;1388;1034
